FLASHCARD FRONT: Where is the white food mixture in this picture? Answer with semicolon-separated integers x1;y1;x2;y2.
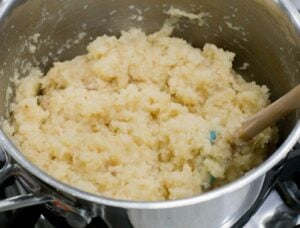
3;27;277;201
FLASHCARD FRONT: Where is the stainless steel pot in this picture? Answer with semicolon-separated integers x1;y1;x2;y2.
0;0;299;227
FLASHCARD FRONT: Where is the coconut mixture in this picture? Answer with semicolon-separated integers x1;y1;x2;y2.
3;27;277;201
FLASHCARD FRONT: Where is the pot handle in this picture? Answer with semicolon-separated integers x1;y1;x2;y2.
0;147;52;212
0;147;92;227
0;193;52;212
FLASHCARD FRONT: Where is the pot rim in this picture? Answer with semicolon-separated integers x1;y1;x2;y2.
0;0;300;210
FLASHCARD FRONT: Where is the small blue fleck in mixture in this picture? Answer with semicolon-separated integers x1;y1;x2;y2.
209;131;217;145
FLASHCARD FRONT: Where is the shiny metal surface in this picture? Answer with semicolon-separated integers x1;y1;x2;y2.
0;0;299;227
0;193;51;212
245;191;300;228
0;148;52;213
292;0;300;11
126;177;264;228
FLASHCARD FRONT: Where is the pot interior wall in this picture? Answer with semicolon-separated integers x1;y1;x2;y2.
0;0;299;146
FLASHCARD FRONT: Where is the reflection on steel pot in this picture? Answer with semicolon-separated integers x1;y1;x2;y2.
0;0;299;227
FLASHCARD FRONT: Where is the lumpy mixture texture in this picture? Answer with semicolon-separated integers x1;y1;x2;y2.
4;28;277;201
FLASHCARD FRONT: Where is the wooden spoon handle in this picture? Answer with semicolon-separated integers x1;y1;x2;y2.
238;84;300;142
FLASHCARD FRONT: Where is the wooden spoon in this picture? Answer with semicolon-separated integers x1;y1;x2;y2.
237;84;300;143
